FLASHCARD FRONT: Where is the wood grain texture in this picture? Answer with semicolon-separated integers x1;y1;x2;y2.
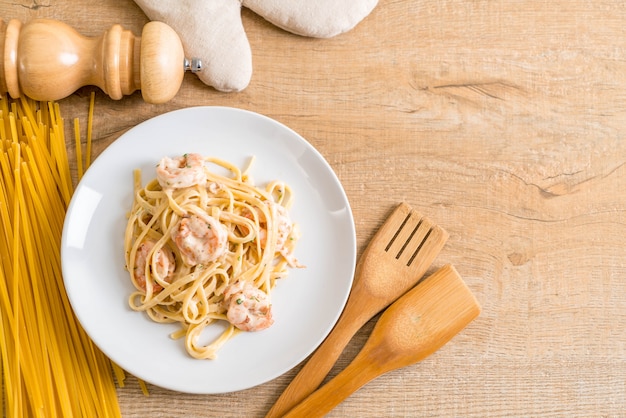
1;0;624;416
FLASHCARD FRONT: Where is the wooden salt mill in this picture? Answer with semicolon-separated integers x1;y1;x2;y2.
0;18;201;104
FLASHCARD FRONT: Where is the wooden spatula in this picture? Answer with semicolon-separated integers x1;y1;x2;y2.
282;264;481;417
266;202;449;418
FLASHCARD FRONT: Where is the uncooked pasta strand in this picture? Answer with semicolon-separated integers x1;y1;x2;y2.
86;92;95;169
0;94;124;417
74;118;83;178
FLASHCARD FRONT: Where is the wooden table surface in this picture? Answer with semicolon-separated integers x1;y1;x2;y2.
3;0;625;416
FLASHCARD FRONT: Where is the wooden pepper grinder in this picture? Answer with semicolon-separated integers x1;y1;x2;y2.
0;18;201;104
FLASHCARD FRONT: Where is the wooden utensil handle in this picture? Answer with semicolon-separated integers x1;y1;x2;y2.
265;285;374;418
0;18;187;104
283;350;379;418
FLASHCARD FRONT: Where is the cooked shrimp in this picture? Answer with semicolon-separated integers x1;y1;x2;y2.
279;223;304;268
223;281;274;331
264;202;292;250
243;201;291;249
172;212;228;266
207;181;224;195
157;153;207;189
242;201;303;267
134;240;175;292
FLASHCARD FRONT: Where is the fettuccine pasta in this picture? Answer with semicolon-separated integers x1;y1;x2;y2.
124;153;303;359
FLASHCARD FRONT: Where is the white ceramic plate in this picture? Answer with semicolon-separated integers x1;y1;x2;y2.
61;107;356;394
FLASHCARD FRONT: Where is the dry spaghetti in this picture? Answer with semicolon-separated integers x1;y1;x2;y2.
0;93;124;417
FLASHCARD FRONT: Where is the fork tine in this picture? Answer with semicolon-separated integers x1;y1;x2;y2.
384;209;419;254
407;225;449;267
384;211;415;252
383;205;449;268
385;209;429;259
406;226;433;266
407;223;448;267
398;216;432;261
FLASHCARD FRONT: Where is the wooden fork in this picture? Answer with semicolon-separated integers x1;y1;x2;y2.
265;202;449;418
283;264;481;417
